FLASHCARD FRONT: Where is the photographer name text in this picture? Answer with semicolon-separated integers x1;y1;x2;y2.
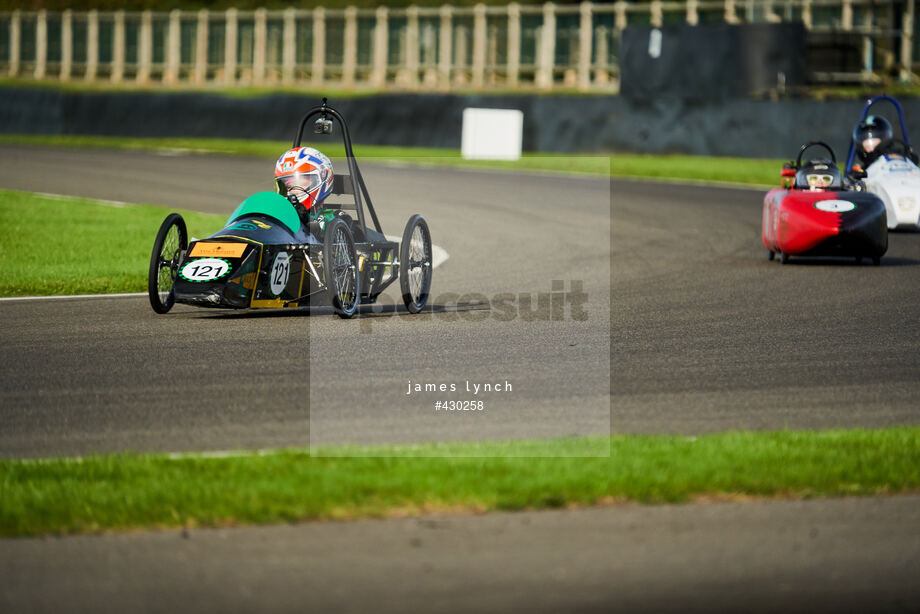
407;380;513;395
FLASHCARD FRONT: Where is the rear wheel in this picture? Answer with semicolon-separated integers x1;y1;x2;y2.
767;250;775;261
780;252;789;265
148;214;187;314
872;256;881;266
323;218;360;318
399;214;432;313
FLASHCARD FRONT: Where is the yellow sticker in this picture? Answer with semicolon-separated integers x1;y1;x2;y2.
189;242;248;258
228;272;258;290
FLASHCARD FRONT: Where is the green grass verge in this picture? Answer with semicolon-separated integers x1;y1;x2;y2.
0;190;224;296
0;133;782;185
2;428;918;537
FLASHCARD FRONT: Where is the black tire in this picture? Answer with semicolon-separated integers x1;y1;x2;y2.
323;217;360;318
872;256;881;266
767;250;775;261
399;214;432;314
148;213;188;314
780;252;789;265
855;255;863;265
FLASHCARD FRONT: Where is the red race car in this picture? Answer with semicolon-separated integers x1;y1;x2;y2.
762;141;888;265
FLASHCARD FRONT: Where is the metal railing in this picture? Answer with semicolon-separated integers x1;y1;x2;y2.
0;1;915;91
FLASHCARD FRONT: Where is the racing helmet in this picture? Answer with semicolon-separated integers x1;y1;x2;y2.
853;115;893;157
795;159;842;191
274;146;334;210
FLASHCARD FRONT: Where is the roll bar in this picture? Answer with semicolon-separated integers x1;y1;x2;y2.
796;141;836;168
844;94;911;172
293;98;383;234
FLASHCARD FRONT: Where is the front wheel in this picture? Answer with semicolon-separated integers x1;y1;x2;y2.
399;214;432;314
323;218;360;318
148;213;188;314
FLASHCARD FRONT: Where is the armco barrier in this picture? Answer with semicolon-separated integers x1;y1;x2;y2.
2;87;919;159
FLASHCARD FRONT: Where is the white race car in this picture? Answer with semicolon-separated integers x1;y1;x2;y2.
863;154;920;229
846;95;920;230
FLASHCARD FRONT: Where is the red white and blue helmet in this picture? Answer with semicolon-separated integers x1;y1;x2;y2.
274;147;334;210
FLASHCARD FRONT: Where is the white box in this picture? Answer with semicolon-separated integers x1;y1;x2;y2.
461;108;524;161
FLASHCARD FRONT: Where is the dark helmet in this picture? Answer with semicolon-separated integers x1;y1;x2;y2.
853;115;893;156
795;159;841;191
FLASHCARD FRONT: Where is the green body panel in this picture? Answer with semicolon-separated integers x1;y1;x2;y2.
226;192;301;236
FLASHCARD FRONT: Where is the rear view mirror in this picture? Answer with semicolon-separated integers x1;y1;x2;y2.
314;118;333;134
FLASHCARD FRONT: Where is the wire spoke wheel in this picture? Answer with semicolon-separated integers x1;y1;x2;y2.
399;214;432;314
323;218;360;318
148;213;188;314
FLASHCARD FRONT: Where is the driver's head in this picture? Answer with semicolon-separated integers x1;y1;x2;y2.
806;172;833;190
853;115;893;158
274;147;334;210
796;160;840;191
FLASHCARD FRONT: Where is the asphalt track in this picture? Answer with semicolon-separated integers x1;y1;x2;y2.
3;495;919;613
1;145;919;456
1;145;919;611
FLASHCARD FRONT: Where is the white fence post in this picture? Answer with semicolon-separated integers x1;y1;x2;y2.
724;0;739;25
536;2;556;89
111;10;124;83
405;5;420;87
86;9;99;82
842;0;853;30
507;3;521;87
195;10;208;84
312;6;325;87
902;0;915;81
615;1;627;31
372;6;388;87
254;8;267;84
35;10;47;80
578;1;592;90
651;0;663;27
439;4;453;89
61;10;73;81
225;8;238;84
343;6;358;87
282;7;295;85
687;0;699;26
138;10;153;83
594;25;609;83
9;10;20;77
472;3;486;88
862;8;873;75
166;9;181;84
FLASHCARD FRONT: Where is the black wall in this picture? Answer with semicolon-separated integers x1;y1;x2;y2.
619;23;808;103
2;87;919;160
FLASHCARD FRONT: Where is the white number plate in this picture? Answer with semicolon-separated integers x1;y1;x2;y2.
180;258;232;282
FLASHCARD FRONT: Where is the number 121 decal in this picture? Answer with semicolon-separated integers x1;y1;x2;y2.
179;257;232;282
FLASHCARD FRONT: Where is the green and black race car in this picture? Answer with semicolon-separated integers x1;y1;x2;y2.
147;99;432;319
